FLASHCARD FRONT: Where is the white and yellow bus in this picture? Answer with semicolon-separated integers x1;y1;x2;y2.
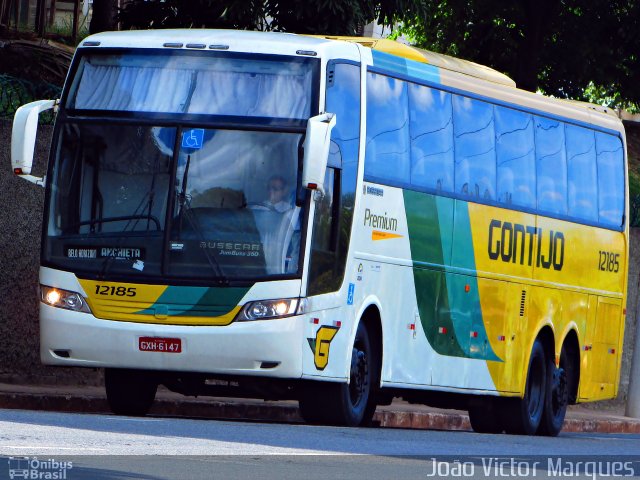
11;30;628;435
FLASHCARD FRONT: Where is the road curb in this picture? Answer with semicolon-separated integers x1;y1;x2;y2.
2;390;640;434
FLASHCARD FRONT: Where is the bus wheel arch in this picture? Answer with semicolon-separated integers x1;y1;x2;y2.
560;330;580;405
503;328;554;435
298;304;382;426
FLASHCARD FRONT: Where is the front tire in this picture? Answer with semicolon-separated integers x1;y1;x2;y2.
299;321;378;426
503;339;547;435
105;368;157;416
468;399;505;434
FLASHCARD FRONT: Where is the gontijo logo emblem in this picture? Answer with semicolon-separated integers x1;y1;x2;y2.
307;326;340;370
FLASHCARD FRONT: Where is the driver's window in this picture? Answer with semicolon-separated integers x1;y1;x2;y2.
307;167;340;293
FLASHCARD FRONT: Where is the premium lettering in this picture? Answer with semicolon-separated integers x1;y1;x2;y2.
364;208;398;232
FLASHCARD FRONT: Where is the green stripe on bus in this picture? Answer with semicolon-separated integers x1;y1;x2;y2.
404;190;465;357
136;285;249;318
404;190;501;361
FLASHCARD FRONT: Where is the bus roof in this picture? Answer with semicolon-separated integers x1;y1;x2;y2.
77;30;622;132
311;36;516;88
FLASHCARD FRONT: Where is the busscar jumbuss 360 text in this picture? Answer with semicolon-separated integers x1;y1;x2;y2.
11;30;628;435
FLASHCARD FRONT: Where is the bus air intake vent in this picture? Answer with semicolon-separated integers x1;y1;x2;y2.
520;290;526;317
327;65;336;87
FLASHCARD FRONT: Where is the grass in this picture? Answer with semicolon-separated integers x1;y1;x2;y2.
46;15;91;46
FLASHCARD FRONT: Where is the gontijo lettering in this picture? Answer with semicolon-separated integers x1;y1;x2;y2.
487;219;565;271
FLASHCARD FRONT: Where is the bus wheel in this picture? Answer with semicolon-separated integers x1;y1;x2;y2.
538;348;569;436
468;399;504;434
299;321;378;426
105;368;157;416
503;339;547;435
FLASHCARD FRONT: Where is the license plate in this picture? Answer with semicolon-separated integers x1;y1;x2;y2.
139;337;182;353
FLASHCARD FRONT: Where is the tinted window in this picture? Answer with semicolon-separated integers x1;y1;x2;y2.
535;117;567;215
453;96;496;200
566;124;598;221
408;84;454;192
309;63;361;295
495;107;535;208
365;73;410;183
69;51;316;120
596;132;624;227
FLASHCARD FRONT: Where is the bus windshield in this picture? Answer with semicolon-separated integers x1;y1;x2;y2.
45;123;304;281
65;50;315;120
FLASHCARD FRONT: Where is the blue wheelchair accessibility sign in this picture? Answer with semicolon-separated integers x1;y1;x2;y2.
181;129;205;150
347;283;355;305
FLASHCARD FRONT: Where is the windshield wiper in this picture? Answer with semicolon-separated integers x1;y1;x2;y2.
98;154;165;279
174;154;227;284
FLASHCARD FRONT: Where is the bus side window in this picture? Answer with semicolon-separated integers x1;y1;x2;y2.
595;132;624;227
566;124;598;221
307;62;360;296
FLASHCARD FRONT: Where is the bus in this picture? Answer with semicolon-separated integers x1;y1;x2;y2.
11;30;628;436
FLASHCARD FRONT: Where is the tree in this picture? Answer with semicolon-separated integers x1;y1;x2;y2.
90;0;119;33
397;0;640;108
117;0;428;36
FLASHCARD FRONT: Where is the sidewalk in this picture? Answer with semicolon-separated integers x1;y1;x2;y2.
1;382;639;434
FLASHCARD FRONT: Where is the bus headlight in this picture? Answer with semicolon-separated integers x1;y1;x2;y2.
40;285;91;313
235;298;308;321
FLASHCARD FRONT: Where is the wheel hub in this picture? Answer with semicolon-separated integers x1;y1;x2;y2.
349;347;368;406
552;367;568;410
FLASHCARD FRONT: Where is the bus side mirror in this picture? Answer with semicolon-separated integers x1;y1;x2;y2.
11;99;57;186
301;112;336;194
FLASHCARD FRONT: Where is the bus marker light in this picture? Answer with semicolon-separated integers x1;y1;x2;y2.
334;321;342;327
307;183;318;189
464;285;470;293
471;331;478;338
438;327;447;334
609;348;616;354
409;323;415;330
498;335;506;341
13;168;23;175
584;345;592;351
312;318;319;324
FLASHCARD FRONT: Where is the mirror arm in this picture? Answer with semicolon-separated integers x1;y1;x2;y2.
19;175;46;187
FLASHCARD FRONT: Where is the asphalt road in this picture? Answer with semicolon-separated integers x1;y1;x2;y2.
1;409;639;479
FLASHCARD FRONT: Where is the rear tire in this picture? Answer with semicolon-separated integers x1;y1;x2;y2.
105;368;157;416
468;399;505;434
503;339;547;435
538;347;569;436
299;321;378;426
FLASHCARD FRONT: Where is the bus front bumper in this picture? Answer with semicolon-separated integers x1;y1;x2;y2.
39;303;304;378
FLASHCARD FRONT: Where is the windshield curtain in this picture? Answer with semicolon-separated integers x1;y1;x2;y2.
66;51;315;120
45;123;305;281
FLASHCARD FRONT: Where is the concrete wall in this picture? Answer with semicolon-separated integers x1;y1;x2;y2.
0;120;99;385
0;118;638;408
